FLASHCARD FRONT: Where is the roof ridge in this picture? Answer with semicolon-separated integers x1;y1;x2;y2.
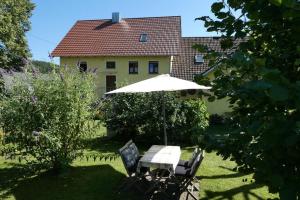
76;16;181;22
182;36;220;39
122;16;181;20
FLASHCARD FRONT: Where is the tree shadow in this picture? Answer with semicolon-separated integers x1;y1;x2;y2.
0;164;139;200
202;183;265;200
199;172;244;180
0;162;35;199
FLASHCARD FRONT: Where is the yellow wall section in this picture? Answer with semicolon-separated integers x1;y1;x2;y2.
60;56;171;96
204;71;233;115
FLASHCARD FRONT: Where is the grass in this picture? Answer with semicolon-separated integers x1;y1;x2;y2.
0;126;278;200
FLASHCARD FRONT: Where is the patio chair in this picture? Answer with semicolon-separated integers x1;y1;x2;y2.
118;140;148;193
177;147;199;168
172;150;204;200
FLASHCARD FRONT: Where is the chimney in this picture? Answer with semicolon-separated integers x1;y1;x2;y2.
112;12;120;23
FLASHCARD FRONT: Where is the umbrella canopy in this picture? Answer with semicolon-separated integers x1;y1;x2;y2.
105;74;211;94
105;74;211;145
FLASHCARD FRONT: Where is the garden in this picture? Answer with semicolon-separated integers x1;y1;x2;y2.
0;125;278;200
1;0;300;199
0;68;278;199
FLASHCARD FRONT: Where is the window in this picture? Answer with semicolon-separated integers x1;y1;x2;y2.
194;55;204;64
79;61;87;72
129;61;138;74
149;61;159;74
106;61;116;69
140;33;148;42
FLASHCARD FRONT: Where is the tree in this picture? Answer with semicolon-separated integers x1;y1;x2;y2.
31;60;59;73
196;0;300;199
0;68;98;171
0;0;34;70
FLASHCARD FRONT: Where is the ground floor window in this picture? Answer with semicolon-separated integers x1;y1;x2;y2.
106;61;116;69
129;61;138;74
149;61;159;74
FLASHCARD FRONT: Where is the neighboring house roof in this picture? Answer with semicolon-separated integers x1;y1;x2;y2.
171;37;224;81
51;16;181;57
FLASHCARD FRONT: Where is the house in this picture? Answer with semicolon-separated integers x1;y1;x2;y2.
52;13;231;114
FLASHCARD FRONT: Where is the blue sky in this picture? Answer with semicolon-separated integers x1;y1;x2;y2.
27;0;217;63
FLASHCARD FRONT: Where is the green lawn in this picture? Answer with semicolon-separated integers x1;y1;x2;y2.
0;126;278;200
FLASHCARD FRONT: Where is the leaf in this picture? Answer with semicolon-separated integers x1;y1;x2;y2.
269;0;282;6
279;188;297;200
270;175;284;187
211;2;225;13
294;59;300;66
269;84;289;101
193;44;208;53
282;0;296;7
244;80;272;90
285;134;300;146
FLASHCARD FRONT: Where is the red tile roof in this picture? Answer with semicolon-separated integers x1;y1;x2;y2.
51;16;181;57
172;37;225;81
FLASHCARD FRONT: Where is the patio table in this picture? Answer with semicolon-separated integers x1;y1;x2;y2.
137;145;181;175
137;145;181;197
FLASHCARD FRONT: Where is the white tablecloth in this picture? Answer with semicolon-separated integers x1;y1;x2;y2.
137;145;181;174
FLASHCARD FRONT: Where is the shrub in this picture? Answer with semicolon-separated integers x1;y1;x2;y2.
209;114;225;125
0;68;97;171
100;92;209;144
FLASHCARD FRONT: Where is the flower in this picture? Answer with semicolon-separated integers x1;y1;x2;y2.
31;96;38;104
32;131;40;137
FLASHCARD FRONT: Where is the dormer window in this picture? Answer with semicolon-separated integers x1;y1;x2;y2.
140;33;148;42
195;55;204;64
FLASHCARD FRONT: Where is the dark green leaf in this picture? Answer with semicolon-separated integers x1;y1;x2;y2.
269;84;289;101
211;2;225;13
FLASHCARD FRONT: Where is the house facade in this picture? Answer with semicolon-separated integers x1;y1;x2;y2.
52;13;231;114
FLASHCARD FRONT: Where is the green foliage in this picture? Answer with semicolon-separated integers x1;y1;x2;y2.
0;68;98;171
100;93;208;144
196;0;300;198
0;0;34;70
31;60;59;73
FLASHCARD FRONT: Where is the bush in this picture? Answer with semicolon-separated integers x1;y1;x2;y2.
100;92;209;144
0;68;97;171
209;114;225;125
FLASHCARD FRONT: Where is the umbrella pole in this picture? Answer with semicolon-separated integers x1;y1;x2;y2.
162;91;167;145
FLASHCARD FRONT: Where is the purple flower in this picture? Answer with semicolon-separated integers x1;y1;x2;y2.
21;58;29;66
32;67;37;78
32;131;40;137
31;96;38;104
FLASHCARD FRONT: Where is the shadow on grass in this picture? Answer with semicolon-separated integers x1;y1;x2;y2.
202;183;265;200
199;172;244;180
85;136;124;153
0;164;138;200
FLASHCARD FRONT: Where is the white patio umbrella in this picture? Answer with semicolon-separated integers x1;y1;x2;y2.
105;74;211;145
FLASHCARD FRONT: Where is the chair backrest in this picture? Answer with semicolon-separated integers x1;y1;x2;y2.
187;148;199;167
189;150;204;178
118;140;140;176
126;140;140;161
